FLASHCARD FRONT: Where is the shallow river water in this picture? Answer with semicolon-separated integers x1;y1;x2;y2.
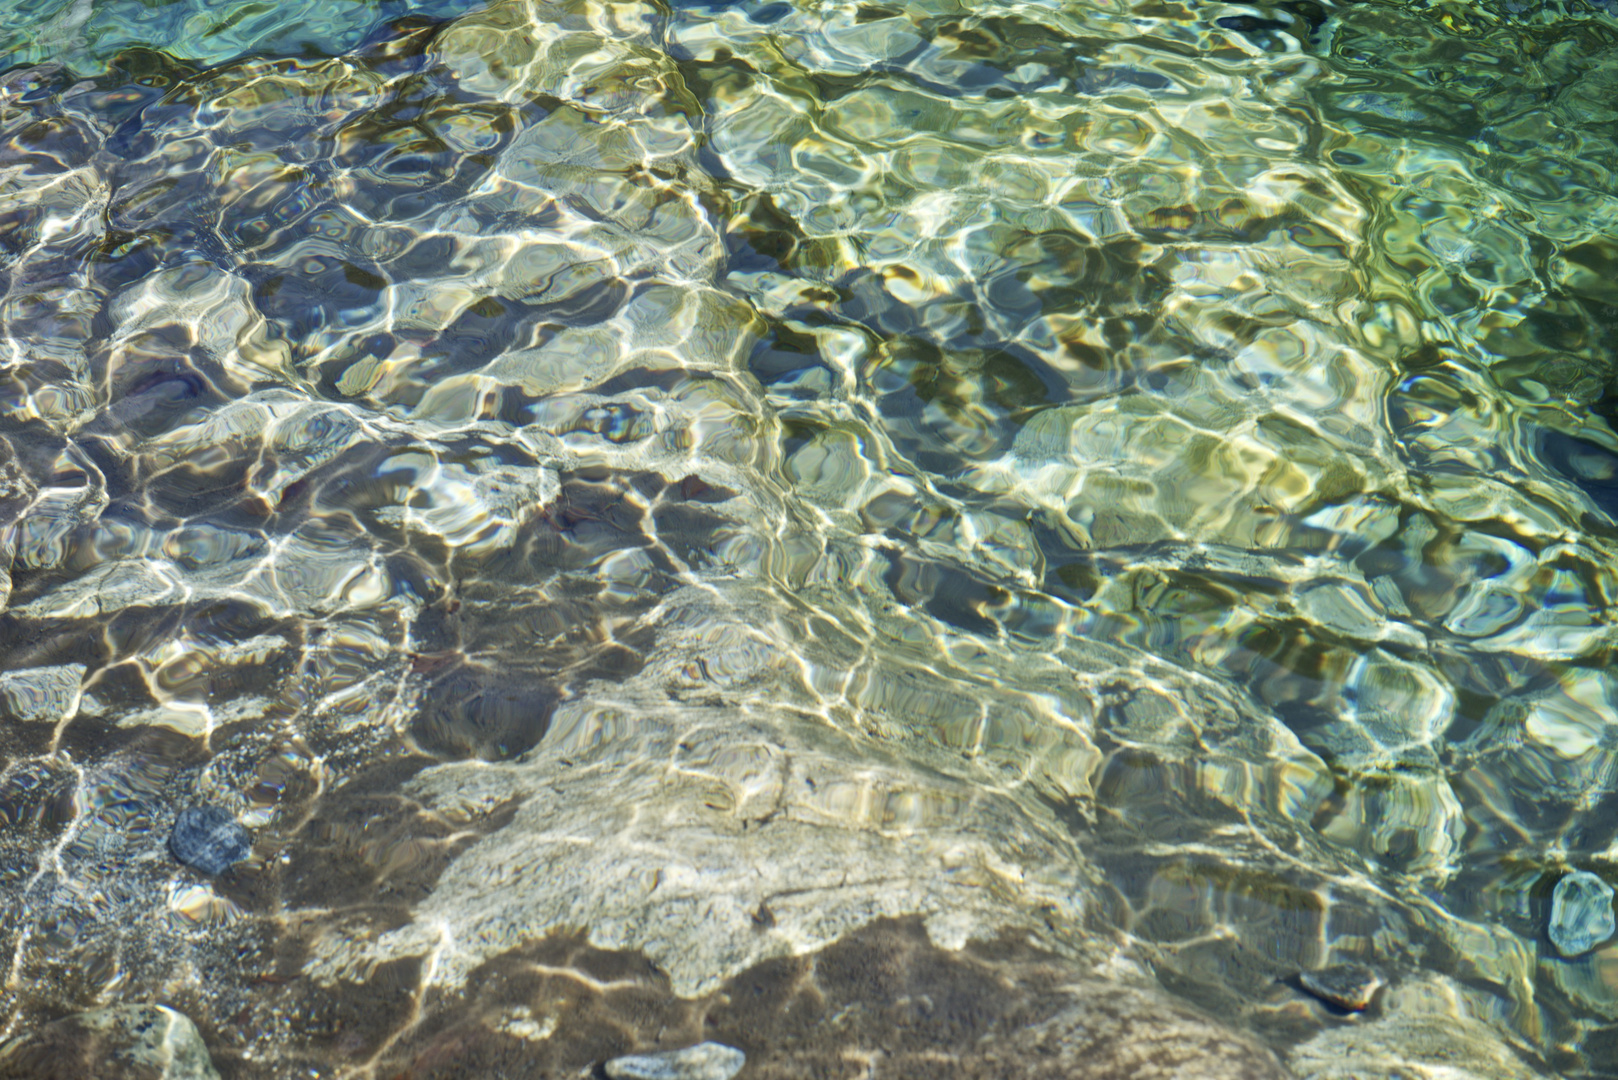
0;0;1617;1076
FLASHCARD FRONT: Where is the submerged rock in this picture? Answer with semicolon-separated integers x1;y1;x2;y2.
1290;1012;1535;1080
605;1042;745;1080
302;590;1101;998
1549;870;1615;958
169;806;252;876
1298;963;1384;1012
0;1004;220;1080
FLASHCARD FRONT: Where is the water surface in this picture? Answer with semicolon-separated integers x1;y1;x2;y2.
1;0;1618;1075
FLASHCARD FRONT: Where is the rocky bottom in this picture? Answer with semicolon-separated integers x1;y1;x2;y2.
3;914;1560;1080
5;919;1300;1080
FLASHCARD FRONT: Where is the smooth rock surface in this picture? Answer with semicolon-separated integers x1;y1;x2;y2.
0;1004;220;1080
169;806;252;876
303;587;1102;997
606;1042;745;1080
1549;870;1616;958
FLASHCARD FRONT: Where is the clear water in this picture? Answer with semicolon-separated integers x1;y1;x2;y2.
1;0;1617;1075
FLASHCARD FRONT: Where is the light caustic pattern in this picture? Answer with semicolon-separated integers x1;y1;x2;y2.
0;0;1617;1075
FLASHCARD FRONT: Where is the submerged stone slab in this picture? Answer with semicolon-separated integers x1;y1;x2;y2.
0;1004;220;1080
1549;870;1616;958
302;591;1101;997
307;687;1088;994
606;1042;744;1080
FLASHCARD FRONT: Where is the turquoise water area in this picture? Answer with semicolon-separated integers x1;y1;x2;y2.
1;0;1617;1075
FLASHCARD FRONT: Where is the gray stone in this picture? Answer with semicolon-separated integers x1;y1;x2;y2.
606;1042;745;1080
1549;870;1615;958
0;1004;220;1080
169;806;252;875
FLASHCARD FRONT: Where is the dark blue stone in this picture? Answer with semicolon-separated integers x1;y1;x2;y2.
169;806;252;875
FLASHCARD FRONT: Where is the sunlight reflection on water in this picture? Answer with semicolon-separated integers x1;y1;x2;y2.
2;0;1618;1075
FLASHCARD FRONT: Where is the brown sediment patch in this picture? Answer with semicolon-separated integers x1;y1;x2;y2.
335;918;1292;1080
272;751;521;913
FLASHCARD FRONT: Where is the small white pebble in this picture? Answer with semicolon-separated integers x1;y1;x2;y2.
605;1041;746;1080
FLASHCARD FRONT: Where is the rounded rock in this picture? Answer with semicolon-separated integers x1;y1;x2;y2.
169;805;252;875
0;1003;221;1080
1298;964;1383;1012
1549;870;1616;958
